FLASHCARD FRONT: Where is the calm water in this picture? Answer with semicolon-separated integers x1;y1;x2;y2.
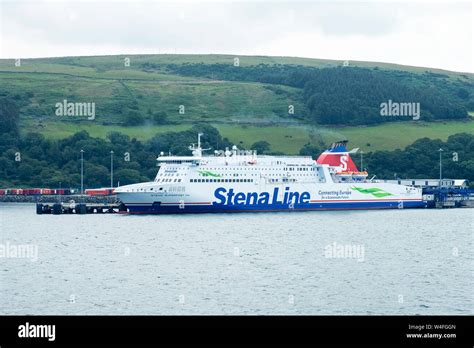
0;203;472;315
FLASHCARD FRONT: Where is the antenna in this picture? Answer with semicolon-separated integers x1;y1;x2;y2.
198;133;203;149
189;133;210;157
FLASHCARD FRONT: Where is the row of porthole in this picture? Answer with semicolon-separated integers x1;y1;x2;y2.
190;178;253;183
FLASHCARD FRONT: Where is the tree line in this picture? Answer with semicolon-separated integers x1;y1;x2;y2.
163;63;472;125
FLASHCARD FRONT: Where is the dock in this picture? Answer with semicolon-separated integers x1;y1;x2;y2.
422;187;474;208
378;178;474;208
36;202;126;215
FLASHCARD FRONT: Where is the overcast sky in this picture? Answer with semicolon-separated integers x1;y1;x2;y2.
1;0;472;72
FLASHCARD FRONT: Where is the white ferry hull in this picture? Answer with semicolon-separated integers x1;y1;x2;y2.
116;182;425;214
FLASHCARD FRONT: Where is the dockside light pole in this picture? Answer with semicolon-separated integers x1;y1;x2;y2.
80;149;84;195
110;150;114;188
360;150;364;171
438;148;443;188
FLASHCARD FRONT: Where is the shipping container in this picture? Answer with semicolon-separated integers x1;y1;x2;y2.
85;188;114;196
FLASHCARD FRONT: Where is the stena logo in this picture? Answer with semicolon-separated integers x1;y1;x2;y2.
340;155;348;171
213;187;310;206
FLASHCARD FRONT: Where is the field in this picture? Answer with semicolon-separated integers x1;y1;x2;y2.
24;119;474;154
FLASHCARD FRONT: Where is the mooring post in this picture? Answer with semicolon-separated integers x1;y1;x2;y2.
36;203;43;215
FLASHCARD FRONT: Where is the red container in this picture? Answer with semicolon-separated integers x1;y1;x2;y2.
85;188;114;196
23;188;41;195
42;188;53;195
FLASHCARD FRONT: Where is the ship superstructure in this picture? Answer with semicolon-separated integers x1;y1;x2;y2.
114;134;424;214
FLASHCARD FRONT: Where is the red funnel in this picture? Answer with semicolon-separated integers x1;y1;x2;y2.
316;141;359;173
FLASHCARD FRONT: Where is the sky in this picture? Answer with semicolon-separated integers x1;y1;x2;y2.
0;0;472;72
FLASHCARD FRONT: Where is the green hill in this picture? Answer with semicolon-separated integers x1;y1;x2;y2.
0;54;473;153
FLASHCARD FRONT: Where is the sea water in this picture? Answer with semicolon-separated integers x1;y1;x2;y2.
0;203;472;315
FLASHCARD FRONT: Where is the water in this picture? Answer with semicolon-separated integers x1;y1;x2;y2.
0;203;472;315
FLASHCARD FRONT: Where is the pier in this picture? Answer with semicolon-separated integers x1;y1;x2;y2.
380;178;474;208
36;202;126;215
422;187;474;208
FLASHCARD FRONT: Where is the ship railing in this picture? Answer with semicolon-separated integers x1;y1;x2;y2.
255;155;313;159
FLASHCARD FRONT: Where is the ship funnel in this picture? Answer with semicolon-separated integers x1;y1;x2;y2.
316;140;359;173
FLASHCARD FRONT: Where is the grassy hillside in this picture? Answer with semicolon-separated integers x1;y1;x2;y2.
22;119;474;154
1;54;473;153
1;54;469;75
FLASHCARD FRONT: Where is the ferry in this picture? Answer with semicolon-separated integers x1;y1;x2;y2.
114;134;425;214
